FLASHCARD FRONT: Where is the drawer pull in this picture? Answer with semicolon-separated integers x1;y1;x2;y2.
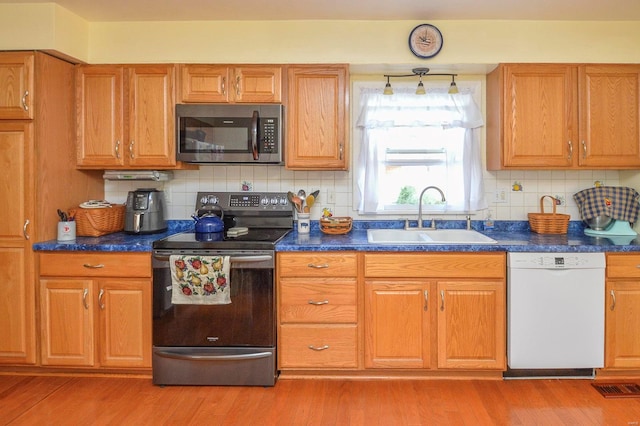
83;263;105;269
308;345;330;351
307;263;329;269
308;300;329;305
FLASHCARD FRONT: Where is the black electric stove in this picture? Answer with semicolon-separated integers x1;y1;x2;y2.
152;191;293;251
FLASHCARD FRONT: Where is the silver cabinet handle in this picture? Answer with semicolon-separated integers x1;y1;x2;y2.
440;290;445;311
610;290;616;311
22;90;29;111
308;345;329;351
308;300;329;305
98;289;105;310
568;140;573;161
82;288;89;310
83;263;105;269
581;140;587;159
339;143;344;160
129;140;135;159
235;74;241;96
23;219;30;240
424;290;429;311
307;263;329;269
221;77;226;95
115;140;121;159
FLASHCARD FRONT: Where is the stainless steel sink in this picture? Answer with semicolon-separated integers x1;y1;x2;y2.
367;229;497;244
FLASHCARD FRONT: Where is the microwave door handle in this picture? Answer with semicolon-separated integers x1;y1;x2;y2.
251;110;259;160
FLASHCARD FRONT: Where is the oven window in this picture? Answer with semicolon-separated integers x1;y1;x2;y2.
153;265;275;347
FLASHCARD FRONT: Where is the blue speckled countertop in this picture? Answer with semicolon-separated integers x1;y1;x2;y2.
32;219;640;253
277;220;640;253
32;220;194;252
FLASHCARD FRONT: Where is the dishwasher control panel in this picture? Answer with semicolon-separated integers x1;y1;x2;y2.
508;252;606;269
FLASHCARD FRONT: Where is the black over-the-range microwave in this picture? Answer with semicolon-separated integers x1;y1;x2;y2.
176;103;284;164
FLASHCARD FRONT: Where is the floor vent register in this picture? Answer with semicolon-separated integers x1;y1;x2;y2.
592;383;640;398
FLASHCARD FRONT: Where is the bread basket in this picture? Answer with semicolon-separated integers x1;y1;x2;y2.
70;204;126;237
319;217;353;235
528;196;570;234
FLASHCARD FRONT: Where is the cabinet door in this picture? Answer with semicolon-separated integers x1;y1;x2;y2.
179;64;230;103
76;65;125;167
579;65;640;168
437;281;505;370
0;52;34;119
605;281;640;368
98;279;151;368
487;64;577;169
286;65;348;170
41;279;95;366
364;281;431;369
233;66;282;103
0;122;35;365
127;65;176;168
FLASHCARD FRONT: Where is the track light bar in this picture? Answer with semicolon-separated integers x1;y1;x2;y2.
382;68;459;95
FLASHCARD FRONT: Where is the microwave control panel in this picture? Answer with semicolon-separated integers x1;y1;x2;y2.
260;118;278;153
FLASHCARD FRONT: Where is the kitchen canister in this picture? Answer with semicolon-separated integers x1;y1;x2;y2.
297;213;310;234
57;221;76;243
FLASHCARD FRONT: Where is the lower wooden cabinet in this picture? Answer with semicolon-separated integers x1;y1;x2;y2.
364;253;506;371
39;252;152;369
605;253;640;369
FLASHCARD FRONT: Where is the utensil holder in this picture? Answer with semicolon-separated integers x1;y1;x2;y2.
297;213;310;234
57;221;76;243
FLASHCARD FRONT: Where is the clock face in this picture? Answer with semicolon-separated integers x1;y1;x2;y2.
408;24;444;59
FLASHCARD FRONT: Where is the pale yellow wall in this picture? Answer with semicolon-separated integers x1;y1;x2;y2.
1;3;640;67
0;4;88;61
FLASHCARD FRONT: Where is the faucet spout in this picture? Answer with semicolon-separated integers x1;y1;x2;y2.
416;186;446;229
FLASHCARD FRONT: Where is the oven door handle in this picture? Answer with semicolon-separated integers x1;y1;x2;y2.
153;254;272;263
155;350;273;361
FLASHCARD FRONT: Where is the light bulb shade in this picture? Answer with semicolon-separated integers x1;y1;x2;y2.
415;81;426;95
383;82;393;95
448;81;459;94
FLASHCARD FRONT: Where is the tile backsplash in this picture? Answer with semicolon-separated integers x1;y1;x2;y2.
104;165;622;222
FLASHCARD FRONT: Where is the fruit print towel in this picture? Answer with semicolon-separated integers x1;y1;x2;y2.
170;255;231;305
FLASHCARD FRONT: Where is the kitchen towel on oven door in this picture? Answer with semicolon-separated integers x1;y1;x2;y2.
573;186;640;222
170;255;231;305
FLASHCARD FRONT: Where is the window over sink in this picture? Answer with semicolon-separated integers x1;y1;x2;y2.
353;81;486;215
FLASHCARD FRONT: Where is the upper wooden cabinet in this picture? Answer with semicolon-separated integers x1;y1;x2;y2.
0;52;34;119
286;65;349;170
178;64;282;103
76;64;177;169
487;63;640;170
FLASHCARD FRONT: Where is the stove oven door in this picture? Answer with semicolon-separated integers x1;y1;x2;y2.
151;250;276;386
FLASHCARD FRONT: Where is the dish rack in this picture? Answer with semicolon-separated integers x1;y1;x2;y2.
319;217;353;235
528;195;570;234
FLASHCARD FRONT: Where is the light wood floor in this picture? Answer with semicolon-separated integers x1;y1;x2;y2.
1;375;640;425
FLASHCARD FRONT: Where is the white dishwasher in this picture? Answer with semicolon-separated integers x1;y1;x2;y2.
507;252;605;372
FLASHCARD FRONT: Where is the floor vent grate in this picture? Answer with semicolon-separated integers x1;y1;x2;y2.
592;383;640;398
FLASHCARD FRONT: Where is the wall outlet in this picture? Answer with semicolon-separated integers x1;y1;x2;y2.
493;189;508;203
327;191;336;204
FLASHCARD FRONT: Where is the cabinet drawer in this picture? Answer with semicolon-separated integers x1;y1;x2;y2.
278;253;357;277
607;254;640;278
279;324;357;368
39;252;151;278
280;278;356;323
364;253;505;279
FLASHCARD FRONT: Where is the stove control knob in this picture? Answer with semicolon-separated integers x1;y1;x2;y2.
270;197;279;206
279;197;288;206
200;196;209;205
261;197;270;206
208;195;219;205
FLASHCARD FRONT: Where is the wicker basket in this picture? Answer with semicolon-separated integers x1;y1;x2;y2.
528;196;570;234
320;217;353;235
70;204;126;237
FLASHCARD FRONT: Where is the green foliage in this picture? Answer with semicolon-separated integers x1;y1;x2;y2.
396;186;417;204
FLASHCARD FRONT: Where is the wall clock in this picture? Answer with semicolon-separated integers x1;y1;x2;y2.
408;24;443;59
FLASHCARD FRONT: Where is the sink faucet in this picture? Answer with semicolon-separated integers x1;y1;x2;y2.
410;186;446;230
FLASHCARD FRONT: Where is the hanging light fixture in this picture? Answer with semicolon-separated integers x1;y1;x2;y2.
448;75;459;94
383;75;393;95
383;68;458;96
